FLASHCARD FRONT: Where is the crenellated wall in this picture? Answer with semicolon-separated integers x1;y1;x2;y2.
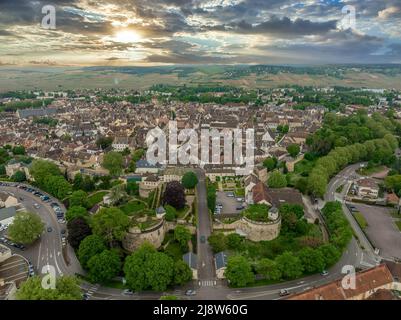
213;216;281;242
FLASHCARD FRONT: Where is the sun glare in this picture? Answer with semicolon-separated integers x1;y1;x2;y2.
114;30;142;43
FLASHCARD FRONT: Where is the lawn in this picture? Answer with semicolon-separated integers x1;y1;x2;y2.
235;188;245;197
120;200;146;216
176;206;190;219
395;221;401;232
357;165;385;176
242;204;271;222
87;191;108;208
354;212;368;230
294;159;317;176
164;241;184;261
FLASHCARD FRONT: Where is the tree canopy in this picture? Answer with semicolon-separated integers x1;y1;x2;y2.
181;171;199;189
102;151;123;176
87;249;122;283
67;217;92;249
65;206;88;222
91;207;130;245
78;235;107;269
287;144;301;158
268;170;287;188
225;255;254;287
8;211;44;244
16;276;82;300
163;181;186;210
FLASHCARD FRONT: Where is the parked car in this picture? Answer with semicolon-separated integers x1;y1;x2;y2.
279;289;290;297
321;270;329;276
185;290;197;296
122;289;134;296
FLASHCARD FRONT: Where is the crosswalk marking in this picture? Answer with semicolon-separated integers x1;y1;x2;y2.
198;280;216;287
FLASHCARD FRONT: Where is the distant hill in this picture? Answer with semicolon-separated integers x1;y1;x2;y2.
1;64;401;92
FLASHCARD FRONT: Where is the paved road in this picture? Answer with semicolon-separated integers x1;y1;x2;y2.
194;169;216;296
0;185;83;277
323;163;379;264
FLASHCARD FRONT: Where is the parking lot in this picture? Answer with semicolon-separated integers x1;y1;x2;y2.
0;254;29;287
215;191;245;215
352;203;401;260
0;182;66;224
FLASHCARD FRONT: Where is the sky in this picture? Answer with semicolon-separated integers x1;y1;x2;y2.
0;0;401;66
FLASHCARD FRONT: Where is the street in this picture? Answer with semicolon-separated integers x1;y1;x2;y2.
0;185;83;277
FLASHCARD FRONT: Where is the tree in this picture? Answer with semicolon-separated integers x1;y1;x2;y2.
8;212;44;244
102;151;123;176
66;206;88;223
121;147;131;156
124;243;175;292
173;260;193;285
225;255;254;287
162;205;175;222
298;247;326;273
126;181;139;196
16;276;82;300
78;235;107;269
207;233;228;253
0;164;5;175
87;250;121;283
181;171;198;189
226;233;243;250
73;174;95;192
91;207;130;245
268;170;287;188
44;175;72;200
12;145;26;155
287;144;300;158
67;217;91;249
11;170;26;182
318;244;341;267
255;258;282;281
30;159;61;186
69;190;88;208
275;252;304;280
163;181;186;210
132;149;145;162
108;184;129;206
96;136;113;150
263;157;278;171
174;225;191;250
207;184;217;212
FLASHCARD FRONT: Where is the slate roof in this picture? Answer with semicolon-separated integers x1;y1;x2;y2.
183;252;197;269
215;251;228;270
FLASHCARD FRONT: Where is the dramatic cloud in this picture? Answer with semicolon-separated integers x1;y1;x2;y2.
0;0;400;65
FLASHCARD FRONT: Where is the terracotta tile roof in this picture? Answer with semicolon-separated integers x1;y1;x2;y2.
384;260;401;281
288;264;394;300
366;289;399;300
